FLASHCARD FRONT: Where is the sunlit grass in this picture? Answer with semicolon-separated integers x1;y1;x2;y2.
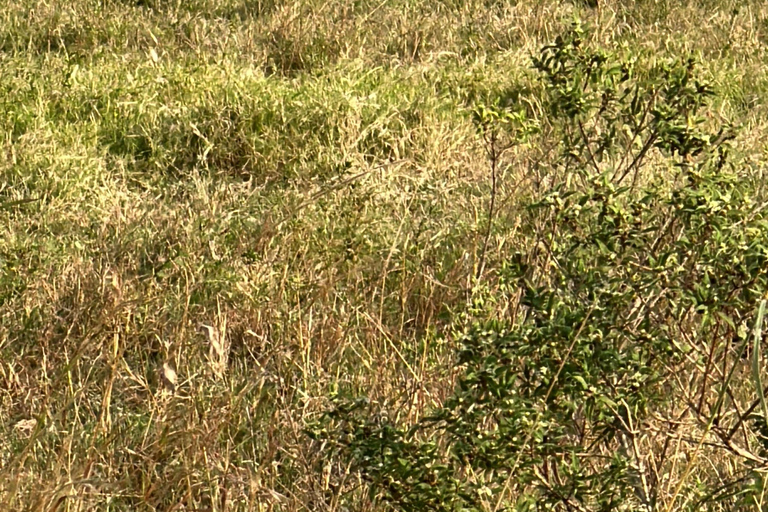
2;0;768;510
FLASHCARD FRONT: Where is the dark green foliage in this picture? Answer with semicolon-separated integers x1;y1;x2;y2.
315;24;768;511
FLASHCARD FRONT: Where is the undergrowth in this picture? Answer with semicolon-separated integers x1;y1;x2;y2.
2;1;768;511
315;25;768;512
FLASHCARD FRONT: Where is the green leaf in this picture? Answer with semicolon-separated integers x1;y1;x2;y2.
753;300;768;423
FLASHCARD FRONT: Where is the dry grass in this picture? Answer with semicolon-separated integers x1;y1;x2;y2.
2;0;768;510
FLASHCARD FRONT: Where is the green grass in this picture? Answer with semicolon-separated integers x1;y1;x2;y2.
3;0;768;510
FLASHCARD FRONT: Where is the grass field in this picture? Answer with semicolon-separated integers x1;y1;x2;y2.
3;1;768;510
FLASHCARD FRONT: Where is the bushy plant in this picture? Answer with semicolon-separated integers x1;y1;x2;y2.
313;24;768;511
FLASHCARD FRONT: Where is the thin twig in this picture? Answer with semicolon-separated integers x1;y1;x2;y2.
476;129;500;282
